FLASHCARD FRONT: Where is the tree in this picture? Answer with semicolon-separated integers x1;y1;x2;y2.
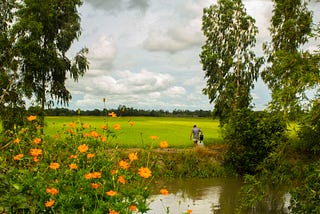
0;0;26;131
261;0;317;119
0;0;16;105
200;0;263;122
12;0;89;125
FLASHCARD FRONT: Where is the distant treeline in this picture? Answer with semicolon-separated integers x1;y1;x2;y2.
35;106;212;117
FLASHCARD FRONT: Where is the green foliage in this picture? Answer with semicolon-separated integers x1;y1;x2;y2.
234;1;320;213
223;109;287;175
0;115;156;213
157;149;227;178
200;0;263;122
0;113;227;213
296;101;320;154
44;107;213;117
0;69;26;131
236;103;320;213
290;161;320;213
261;0;318;117
288;102;320;213
0;0;26;131
237;174;266;212
237;142;294;213
11;0;89;125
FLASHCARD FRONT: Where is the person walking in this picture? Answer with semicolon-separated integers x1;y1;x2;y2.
190;124;202;147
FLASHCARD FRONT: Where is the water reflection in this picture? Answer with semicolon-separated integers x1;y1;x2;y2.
148;178;289;214
147;178;241;214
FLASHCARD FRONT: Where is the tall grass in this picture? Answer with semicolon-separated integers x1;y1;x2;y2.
44;116;222;148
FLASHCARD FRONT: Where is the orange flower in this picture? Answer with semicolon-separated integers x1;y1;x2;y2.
90;183;101;189
46;187;59;196
187;209;192;213
113;124;121;130
45;199;55;207
33;137;42;145
14;138;21;144
159;141;169;149
118;160;130;169
82;123;90;129
111;169;118;175
69;122;76;128
49;162;60;169
129;121;135;126
70;154;78;159
108;112;117;118
90;131;99;138
138;167;152;178
100;137;107;142
92;172;101;178
27;115;37;121
78;144;88;153
84;173;93;179
106;190;117;196
87;153;95;159
129;205;137;211
118;175;126;184
100;124;107;130
33;156;40;163
160;188;169;195
69;163;78;170
150;135;159;140
30;148;42;157
84;133;90;138
85;172;102;179
54;134;60;140
109;209;120;214
128;152;138;161
68;129;75;134
13;154;23;161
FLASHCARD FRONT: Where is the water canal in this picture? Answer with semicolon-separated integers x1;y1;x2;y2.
147;178;290;214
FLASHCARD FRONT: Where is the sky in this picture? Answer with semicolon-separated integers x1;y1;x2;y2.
64;0;320;111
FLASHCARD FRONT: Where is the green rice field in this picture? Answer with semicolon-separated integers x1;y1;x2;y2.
44;116;223;148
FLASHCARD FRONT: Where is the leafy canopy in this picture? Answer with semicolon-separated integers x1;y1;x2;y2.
261;0;318;118
200;0;263;122
13;0;89;121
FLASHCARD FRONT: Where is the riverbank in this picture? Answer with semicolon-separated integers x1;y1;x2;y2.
116;144;229;178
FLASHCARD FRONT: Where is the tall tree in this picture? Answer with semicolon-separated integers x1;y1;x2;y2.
13;0;89;125
261;0;317;119
0;0;26;130
200;0;263;122
0;0;16;104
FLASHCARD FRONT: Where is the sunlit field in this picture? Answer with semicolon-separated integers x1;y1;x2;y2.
44;116;222;148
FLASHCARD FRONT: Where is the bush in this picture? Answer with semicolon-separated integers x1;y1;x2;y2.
296;102;320;155
223;109;287;175
290;161;320;213
0;115;155;213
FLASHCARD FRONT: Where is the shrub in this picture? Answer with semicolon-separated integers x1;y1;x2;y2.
296;102;320;155
223;109;287;175
289;161;320;213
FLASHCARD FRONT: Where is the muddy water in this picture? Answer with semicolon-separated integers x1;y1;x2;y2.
147;178;290;214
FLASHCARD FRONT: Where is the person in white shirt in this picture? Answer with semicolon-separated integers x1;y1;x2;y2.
190;124;202;147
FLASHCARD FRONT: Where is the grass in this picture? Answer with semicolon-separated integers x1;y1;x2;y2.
43;116;223;148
